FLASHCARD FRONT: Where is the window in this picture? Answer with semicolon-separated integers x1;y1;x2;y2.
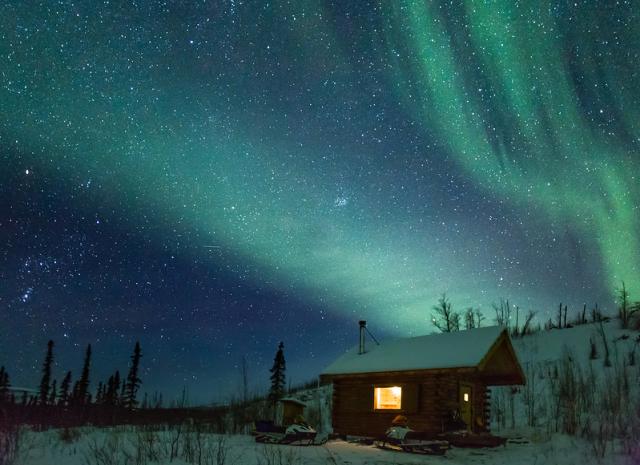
463;393;469;402
374;386;402;410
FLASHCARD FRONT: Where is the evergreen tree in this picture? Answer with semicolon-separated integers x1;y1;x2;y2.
59;371;72;406
125;341;142;409
116;371;125;405
268;342;286;402
75;344;92;405
0;366;10;402
105;371;121;406
48;379;57;405
104;375;114;405
39;340;54;405
96;381;104;404
71;380;80;404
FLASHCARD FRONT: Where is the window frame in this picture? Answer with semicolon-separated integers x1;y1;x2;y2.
372;385;403;411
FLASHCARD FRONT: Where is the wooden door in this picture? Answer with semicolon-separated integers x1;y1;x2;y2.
459;384;473;430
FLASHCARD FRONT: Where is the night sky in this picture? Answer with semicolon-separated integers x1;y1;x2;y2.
1;1;638;404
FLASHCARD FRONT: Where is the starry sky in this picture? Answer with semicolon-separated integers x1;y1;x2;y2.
1;1;638;404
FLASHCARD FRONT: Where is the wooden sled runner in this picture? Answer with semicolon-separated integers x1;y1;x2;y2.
374;427;449;455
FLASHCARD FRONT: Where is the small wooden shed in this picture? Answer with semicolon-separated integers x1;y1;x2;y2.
320;326;525;437
275;397;306;426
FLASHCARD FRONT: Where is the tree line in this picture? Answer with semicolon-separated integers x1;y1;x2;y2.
0;340;143;428
430;282;640;336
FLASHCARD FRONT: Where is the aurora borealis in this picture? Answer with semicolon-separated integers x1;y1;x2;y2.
1;1;638;402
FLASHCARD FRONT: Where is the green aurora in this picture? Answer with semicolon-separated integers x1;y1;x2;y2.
381;0;639;297
1;0;638;334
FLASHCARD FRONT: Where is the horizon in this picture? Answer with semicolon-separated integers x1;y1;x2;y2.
2;303;622;405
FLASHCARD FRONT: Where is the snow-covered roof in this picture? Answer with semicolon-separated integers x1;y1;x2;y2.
279;397;307;406
322;326;506;375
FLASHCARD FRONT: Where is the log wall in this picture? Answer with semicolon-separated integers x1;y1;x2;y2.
330;373;489;437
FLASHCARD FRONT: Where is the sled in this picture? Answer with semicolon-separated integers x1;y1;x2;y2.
375;430;449;455
253;420;327;446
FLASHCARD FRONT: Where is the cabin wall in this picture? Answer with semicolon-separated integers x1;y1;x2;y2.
470;380;490;432
331;373;489;437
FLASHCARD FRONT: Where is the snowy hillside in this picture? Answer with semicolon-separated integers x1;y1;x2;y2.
490;319;639;460
511;319;637;367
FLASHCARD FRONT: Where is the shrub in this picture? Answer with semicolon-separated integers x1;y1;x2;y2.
59;427;81;444
0;408;22;465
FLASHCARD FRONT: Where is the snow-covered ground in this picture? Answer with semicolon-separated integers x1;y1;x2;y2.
11;426;628;465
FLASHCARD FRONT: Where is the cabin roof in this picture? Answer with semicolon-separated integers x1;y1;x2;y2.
322;326;522;382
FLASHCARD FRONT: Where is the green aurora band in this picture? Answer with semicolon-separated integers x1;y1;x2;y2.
1;1;638;331
381;0;639;296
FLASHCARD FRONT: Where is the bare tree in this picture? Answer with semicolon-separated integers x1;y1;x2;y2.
463;308;485;329
493;299;512;329
617;282;638;329
431;294;459;332
520;311;536;336
464;308;475;329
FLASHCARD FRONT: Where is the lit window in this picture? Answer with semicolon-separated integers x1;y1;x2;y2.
374;386;402;410
463;393;469;402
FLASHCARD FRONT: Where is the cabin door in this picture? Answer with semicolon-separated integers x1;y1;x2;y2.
459;384;473;430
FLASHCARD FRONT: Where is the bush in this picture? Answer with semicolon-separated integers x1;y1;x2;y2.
0;415;21;465
59;427;81;444
257;445;300;465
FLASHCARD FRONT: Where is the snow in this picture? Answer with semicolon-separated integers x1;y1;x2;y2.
322;326;505;375
511;319;634;367
11;427;622;465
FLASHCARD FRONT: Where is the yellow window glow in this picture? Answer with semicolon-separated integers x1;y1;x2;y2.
374;386;402;410
463;393;469;402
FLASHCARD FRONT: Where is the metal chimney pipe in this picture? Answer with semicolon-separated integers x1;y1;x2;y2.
358;320;367;354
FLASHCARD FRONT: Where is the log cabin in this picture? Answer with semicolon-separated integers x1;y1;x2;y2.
319;324;525;438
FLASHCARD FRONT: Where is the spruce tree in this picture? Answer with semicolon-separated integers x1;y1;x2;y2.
75;344;92;405
39;340;54;405
71;380;80;404
48;379;57;405
96;381;104;404
104;375;114;405
268;342;286;402
125;342;142;409
117;371;126;405
106;371;122;406
59;371;72;406
0;366;10;403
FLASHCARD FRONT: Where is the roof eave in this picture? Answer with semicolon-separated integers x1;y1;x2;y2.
477;328;526;385
320;365;478;381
